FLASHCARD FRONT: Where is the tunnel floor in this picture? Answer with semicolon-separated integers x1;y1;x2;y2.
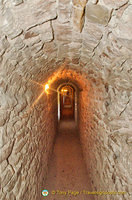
44;120;93;200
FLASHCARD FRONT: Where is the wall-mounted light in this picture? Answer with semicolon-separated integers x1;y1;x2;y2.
45;84;49;93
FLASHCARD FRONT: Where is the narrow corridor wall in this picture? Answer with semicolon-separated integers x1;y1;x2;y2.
0;58;58;200
79;70;132;200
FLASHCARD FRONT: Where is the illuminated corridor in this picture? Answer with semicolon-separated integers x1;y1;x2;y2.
0;1;132;200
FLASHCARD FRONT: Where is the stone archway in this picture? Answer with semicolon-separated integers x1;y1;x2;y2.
57;82;78;122
60;85;75;120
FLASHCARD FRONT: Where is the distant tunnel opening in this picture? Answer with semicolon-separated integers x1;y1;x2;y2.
57;83;78;122
59;85;75;120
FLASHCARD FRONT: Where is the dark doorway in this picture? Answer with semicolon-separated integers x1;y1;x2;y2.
60;85;75;120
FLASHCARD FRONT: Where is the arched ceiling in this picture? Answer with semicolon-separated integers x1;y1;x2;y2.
0;0;131;86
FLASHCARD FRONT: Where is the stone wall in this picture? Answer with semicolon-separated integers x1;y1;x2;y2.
0;0;132;199
0;59;58;200
78;65;132;200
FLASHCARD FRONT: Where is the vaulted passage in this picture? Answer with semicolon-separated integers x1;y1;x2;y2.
0;1;132;200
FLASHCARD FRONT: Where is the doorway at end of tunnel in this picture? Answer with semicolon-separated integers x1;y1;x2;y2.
57;83;78;122
60;85;75;120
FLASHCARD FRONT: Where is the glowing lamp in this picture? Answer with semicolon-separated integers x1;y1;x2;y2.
45;84;49;93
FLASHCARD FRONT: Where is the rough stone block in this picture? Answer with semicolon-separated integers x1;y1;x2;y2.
0;140;14;163
83;22;103;40
113;5;132;40
1;160;8;172
13;0;57;30
12;0;23;6
58;6;71;23
13;175;22;196
0;127;8;148
0;110;10;127
52;21;72;44
72;6;85;32
0;36;10;56
58;0;71;23
39;22;53;43
72;0;87;7
1;8;22;39
72;0;88;32
3;174;18;192
1;165;14;188
14;136;28;153
86;3;111;25
103;0;129;9
26;21;53;43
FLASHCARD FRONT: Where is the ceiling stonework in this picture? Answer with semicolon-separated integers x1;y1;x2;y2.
0;0;131;70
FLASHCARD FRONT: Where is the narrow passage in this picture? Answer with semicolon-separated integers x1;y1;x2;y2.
44;120;93;200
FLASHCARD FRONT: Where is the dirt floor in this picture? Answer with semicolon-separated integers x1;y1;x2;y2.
43;120;93;200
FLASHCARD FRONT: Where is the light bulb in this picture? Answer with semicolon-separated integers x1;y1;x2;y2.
45;84;49;92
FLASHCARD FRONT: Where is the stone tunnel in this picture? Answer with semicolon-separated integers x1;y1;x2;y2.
0;0;132;200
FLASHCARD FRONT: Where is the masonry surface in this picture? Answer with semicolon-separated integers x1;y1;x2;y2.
0;0;132;200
